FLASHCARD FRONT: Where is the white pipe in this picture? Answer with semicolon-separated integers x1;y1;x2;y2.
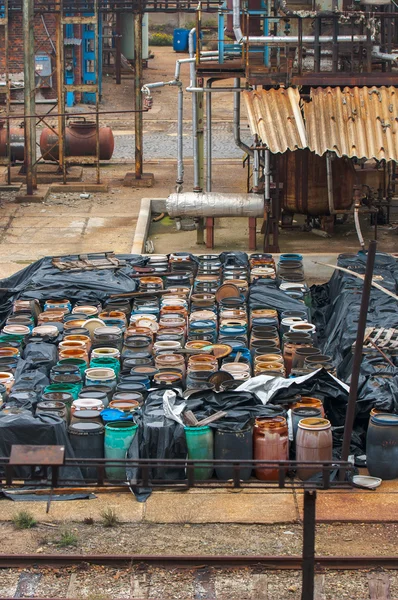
372;46;398;61
264;149;270;201
253;149;260;191
177;86;184;190
167;192;265;218
326;152;335;215
206;86;212;193
354;203;365;250
189;28;200;191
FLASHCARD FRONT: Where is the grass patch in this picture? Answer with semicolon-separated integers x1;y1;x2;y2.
101;508;119;528
83;516;95;525
12;510;37;530
55;530;79;548
149;32;173;46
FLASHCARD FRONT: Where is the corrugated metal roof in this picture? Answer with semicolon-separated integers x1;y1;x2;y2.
243;88;307;154
305;86;398;162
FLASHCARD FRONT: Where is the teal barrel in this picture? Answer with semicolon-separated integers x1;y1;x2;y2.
104;421;138;480
185;425;214;480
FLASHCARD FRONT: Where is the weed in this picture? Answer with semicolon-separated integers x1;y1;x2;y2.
149;32;173;46
83;516;95;525
101;508;119;528
12;510;37;530
55;530;79;547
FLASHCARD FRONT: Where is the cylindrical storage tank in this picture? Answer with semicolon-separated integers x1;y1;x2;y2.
104;421;138;480
0;121;25;162
279;150;355;216
367;414;398;480
40;121;114;161
214;427;252;481
296;418;332;480
69;422;104;480
121;13;149;60
166;193;264;218
185;426;214;480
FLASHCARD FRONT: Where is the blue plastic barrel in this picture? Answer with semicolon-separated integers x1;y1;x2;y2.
173;28;189;52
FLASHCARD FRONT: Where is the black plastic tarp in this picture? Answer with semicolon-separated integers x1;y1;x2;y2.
0;254;147;325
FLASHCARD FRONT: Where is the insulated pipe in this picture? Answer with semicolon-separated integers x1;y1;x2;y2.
253;149;260;191
372;46;398;61
326;152;335;215
206;80;214;193
189;27;200;191
166;192;265;218
177;85;184;191
264;149;270;202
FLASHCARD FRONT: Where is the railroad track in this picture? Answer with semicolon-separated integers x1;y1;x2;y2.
0;555;397;599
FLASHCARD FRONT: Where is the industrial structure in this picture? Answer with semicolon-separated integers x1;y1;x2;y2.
142;0;398;250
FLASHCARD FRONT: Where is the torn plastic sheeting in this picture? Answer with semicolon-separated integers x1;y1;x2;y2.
13;359;50;393
0;490;96;501
163;389;186;426
249;280;310;317
22;341;58;374
138;390;188;481
0;254;147;325
185;389;281;431
0;413;82;481
237;369;349;427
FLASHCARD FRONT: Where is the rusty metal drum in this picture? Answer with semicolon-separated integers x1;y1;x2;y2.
0;120;25;162
40;120;114;161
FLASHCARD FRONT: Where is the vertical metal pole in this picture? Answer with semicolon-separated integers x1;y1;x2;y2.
4;0;11;185
95;0;101;185
55;1;65;179
206;87;212;193
134;11;143;180
23;0;37;194
115;11;122;85
340;240;377;474
301;490;316;600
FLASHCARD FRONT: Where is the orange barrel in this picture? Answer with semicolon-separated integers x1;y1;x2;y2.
296;418;332;480
293;396;325;418
253;416;289;480
40;121;114;161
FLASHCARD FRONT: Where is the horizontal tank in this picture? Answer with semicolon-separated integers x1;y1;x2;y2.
40;121;114;161
0;120;25;162
279;150;355;216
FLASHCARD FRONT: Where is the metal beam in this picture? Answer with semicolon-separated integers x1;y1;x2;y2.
134;11;143;179
23;0;37;194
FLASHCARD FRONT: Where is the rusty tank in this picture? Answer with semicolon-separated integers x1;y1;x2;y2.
279;149;355;216
0;120;25;162
40;120;114;161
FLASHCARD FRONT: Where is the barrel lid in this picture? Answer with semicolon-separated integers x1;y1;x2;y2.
72;409;102;419
371;414;398;426
69;422;104;434
298;417;331;430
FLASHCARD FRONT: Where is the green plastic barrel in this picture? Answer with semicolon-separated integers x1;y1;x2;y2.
58;358;87;378
104;421;138;480
185;426;214;480
43;382;80;400
90;356;120;376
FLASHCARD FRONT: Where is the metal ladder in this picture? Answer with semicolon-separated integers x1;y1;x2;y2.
61;0;101;184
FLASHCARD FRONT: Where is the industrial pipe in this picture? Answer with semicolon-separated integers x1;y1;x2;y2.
189;27;200;192
233;78;259;161
166;192;265;218
326;152;335;215
206;80;213;192
264;149;270;202
372;46;398;61
253;149;260;191
177;85;184;191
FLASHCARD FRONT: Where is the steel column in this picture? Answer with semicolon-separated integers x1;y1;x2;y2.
115;11;122;84
23;0;37;194
55;2;65;178
340;240;377;474
302;490;316;600
134;11;143;179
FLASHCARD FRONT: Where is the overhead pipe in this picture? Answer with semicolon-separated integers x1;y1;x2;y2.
166;192;265;218
232;0;371;45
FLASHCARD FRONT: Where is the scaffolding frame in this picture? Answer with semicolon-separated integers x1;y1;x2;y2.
0;0;11;184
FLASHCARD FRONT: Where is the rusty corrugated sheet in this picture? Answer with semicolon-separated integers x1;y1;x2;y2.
243;88;307;154
304;86;398;162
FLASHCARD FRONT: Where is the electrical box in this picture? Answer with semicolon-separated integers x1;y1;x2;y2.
35;53;53;89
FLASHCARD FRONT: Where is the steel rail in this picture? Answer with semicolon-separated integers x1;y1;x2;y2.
0;554;397;569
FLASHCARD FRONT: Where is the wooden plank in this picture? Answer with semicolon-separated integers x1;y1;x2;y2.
130;568;150;599
66;573;78;599
367;572;390;600
62;16;96;25
314;574;326;600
